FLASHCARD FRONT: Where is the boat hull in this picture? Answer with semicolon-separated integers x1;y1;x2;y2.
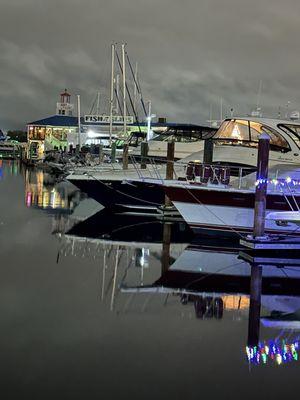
164;185;300;238
67;177;166;211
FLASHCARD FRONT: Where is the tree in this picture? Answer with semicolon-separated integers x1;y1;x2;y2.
6;130;27;142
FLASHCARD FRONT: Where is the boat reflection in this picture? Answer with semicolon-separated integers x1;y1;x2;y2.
244;255;300;367
55;192;300;368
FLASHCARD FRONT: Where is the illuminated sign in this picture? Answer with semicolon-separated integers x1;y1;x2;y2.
84;115;134;124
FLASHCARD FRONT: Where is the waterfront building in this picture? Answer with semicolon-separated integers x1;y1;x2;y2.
27;89;207;159
27;90;77;158
26;89;153;158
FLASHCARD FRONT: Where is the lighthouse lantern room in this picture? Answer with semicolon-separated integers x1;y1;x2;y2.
56;89;74;116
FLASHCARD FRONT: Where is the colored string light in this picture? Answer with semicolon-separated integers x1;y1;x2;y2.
255;177;300;187
246;340;299;366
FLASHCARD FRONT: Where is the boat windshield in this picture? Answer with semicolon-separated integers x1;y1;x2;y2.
152;129;213;143
278;124;300;149
214;119;290;152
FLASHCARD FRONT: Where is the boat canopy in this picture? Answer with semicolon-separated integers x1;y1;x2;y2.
277;124;300;149
152;125;216;142
214;119;291;152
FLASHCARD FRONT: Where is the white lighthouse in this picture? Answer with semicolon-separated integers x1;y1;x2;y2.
56;89;74;116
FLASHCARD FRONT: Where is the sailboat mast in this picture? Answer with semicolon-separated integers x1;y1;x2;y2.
116;74;120;114
109;43;115;146
133;62;138;118
77;94;81;149
147;100;152;141
122;43;127;136
96;92;100;115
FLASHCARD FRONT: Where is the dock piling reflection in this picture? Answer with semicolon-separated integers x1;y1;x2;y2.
247;264;263;347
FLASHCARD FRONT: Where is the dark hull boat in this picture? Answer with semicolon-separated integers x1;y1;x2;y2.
65;208;193;243
66;176;166;212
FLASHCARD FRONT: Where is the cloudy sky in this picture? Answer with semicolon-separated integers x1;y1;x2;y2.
1;0;300;130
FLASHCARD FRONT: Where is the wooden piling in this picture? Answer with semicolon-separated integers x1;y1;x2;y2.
165;140;175;206
140;141;148;169
253;133;270;238
98;144;104;163
166;140;175;180
123;143;129;170
111;142;116;163
203;138;213;164
161;223;172;274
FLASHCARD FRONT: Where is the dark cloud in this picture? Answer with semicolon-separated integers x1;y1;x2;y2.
1;0;300;129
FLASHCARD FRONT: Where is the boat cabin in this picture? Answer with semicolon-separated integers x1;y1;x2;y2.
151;124;216;143
128;124;216;147
213;118;300;153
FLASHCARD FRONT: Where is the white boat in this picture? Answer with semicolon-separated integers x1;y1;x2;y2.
66;116;300;213
185;117;300;168
266;211;300;226
160;164;300;238
130;124;216;161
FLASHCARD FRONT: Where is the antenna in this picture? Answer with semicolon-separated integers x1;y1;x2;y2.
209;103;212;127
278;106;281;119
256;80;263;110
220;97;223;121
285;101;291;119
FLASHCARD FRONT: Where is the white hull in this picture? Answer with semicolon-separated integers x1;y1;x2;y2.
173;202;300;235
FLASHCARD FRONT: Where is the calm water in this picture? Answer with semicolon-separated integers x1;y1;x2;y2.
1;160;300;399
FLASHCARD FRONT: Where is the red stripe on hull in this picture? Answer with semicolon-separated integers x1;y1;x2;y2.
164;185;300;211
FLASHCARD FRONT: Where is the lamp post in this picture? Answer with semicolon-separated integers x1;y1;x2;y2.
146;101;156;142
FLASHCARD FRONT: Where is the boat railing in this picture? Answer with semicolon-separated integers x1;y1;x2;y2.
127;156;258;188
129;155;164;181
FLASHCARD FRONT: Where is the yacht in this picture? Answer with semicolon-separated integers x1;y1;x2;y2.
160;164;300;238
67;117;300;213
185;117;300;168
129;124;216;161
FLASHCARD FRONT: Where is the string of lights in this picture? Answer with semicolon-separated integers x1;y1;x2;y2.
255;176;300;187
246;340;299;365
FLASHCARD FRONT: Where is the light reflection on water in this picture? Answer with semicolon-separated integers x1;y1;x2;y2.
1;160;300;398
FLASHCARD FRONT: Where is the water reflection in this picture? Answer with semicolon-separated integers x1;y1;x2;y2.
5;162;300;372
0;159;19;179
47;212;300;370
24;168;80;212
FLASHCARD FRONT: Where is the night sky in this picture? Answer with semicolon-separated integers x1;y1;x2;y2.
1;0;300;130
